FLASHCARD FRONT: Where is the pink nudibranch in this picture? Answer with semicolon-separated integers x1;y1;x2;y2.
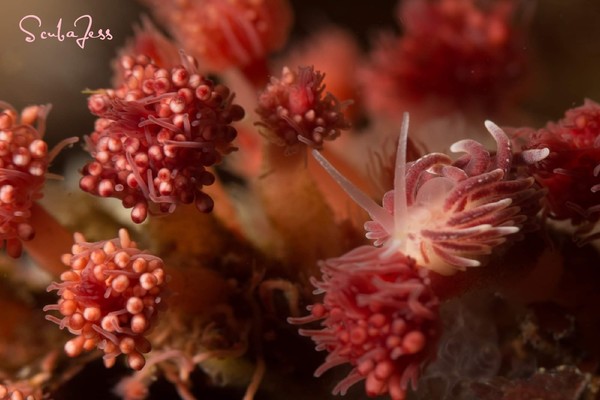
313;113;548;275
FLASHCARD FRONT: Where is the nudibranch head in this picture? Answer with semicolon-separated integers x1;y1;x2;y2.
313;114;546;275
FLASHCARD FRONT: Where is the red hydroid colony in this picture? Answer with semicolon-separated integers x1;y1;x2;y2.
289;245;440;400
360;0;529;117
512;99;600;237
44;229;166;371
256;65;352;153
0;102;51;257
2;1;600;400
81;53;244;223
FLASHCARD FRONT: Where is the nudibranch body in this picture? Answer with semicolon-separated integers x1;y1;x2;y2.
314;114;547;275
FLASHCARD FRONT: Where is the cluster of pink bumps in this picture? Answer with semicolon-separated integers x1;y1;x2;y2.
0;103;54;257
44;229;166;371
81;53;244;223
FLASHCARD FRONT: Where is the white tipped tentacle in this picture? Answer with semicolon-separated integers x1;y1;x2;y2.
485;120;512;175
520;148;550;164
312;149;394;235
393;113;410;252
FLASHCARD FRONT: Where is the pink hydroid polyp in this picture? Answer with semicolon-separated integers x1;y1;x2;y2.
80;52;245;223
360;0;528;115
142;0;293;71
513;99;600;227
0;102;78;257
44;229;167;370
289;245;440;400
256;65;352;153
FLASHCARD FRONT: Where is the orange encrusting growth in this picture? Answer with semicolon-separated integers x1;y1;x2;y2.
24;202;74;276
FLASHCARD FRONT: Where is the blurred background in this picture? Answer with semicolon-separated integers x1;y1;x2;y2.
2;0;600;148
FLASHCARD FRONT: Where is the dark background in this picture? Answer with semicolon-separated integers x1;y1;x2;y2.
1;0;600;147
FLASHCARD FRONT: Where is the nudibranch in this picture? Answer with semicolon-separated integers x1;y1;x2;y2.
313;113;547;275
